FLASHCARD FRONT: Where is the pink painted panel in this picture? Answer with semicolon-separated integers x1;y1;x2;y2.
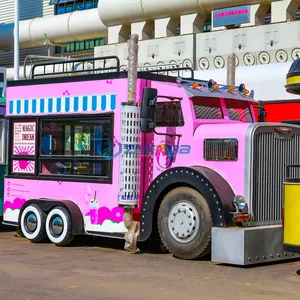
142;80;251;197
3;178;127;233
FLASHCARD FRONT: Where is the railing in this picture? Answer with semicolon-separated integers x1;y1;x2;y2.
30;55;194;80
31;56;121;79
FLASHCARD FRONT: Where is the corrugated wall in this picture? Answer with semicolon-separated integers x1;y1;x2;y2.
0;0;54;67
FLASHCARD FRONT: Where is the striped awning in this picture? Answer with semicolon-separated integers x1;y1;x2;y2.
8;94;117;116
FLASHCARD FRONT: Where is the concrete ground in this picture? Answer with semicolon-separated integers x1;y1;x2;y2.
1;226;300;300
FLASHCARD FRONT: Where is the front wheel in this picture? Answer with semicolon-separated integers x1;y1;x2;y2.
45;207;74;246
158;187;212;260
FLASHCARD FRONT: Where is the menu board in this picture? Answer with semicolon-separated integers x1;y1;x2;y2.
13;121;36;156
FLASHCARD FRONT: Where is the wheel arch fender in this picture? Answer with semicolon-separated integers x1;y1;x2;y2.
139;166;235;242
18;199;84;235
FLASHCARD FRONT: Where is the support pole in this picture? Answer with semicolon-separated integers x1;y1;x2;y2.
14;0;19;80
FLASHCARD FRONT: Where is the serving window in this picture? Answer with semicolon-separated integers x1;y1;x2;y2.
9;114;114;183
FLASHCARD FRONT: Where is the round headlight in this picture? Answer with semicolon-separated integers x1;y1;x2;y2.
232;195;246;212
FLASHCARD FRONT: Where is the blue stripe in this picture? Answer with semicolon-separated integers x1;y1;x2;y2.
74;97;79;112
56;98;61;112
48;98;53;113
65;97;70;112
32;99;36;113
40;98;45;113
83;96;88;111
101;95;106;110
16;100;21;114
9;101;13;114
111;94;116;110
92;96;97;111
24;100;29;114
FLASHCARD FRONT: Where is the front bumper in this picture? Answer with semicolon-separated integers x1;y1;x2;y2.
212;225;300;265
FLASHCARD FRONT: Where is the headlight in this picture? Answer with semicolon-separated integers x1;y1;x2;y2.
232;195;247;213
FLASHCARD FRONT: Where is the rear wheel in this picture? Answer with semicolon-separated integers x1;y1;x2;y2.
45;207;74;246
20;204;47;243
158;187;212;260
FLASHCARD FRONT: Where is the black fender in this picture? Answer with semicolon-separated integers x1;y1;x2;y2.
18;199;85;235
139;166;235;242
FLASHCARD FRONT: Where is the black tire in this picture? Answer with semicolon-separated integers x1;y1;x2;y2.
20;204;47;243
158;187;212;260
45;206;74;246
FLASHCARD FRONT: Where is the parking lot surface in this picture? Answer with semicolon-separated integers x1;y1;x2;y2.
1;226;300;300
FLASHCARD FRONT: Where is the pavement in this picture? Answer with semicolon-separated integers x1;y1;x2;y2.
1;226;300;300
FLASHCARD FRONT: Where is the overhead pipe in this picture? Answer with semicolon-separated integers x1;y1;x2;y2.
0;8;107;50
98;0;273;26
0;0;274;51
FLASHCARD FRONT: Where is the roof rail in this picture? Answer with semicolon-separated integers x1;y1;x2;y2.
30;55;194;80
31;56;121;79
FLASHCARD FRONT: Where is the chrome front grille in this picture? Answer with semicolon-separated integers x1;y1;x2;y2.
251;126;300;225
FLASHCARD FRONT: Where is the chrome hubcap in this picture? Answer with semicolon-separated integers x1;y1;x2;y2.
26;213;37;232
168;201;200;243
51;216;64;236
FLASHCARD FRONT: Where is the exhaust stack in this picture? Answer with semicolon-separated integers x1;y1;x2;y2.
227;53;237;88
118;34;141;253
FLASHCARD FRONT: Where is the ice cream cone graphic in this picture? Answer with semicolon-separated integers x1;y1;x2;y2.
89;192;98;224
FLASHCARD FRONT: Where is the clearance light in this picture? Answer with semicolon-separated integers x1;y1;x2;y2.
234;214;252;223
243;89;250;95
238;83;245;94
208;79;219;91
192;82;199;88
227;86;234;92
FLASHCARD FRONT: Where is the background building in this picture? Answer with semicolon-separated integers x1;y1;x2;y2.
0;0;299;102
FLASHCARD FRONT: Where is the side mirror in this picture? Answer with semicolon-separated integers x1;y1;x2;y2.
140;87;158;133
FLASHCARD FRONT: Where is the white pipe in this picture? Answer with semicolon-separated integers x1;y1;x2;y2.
1;0;274;51
1;8;107;50
14;0;19;80
98;0;272;26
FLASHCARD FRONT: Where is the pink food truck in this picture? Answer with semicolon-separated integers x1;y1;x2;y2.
3;42;300;265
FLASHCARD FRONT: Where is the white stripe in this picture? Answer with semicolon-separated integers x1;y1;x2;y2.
44;98;49;113
20;99;24;114
36;98;40;114
78;95;83;112
60;97;65;113
106;95;111;111
87;95;92;112
69;96;74;112
28;99;33;114
52;98;57;113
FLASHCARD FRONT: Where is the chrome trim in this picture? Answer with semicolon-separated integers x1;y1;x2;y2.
244;122;300;226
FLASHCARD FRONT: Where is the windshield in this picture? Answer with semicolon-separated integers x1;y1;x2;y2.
224;99;253;122
192;97;223;120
